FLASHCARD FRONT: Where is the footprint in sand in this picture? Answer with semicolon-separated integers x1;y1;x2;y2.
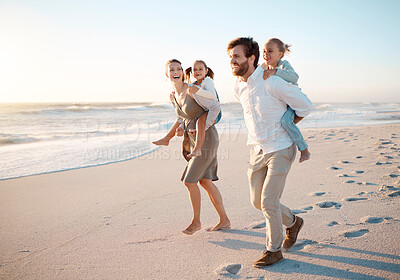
342;197;368;202
328;221;339;226
316;201;342;209
378;185;396;192
250;221;266;229
379;140;393;145
344;180;356;183
328;166;342;170
293;209;307;214
360;216;384;224
375;161;393;165
357;182;377;186
338;160;351;164
342;229;369;238
214;263;241;277
303;206;313;211
353;170;364;174
388;174;399;178
387;191;400;197
356;156;363;159
309;192;327;196
338;174;351;177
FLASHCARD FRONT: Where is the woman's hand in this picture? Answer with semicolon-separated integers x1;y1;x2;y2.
175;126;184;137
188;129;197;137
263;69;277;80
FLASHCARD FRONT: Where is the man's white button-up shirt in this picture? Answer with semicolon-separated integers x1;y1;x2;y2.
234;65;313;155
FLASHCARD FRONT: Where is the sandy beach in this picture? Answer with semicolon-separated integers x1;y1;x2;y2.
1;123;400;280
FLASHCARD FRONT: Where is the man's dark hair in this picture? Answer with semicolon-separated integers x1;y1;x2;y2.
227;37;259;67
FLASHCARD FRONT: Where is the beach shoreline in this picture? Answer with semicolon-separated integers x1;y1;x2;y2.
1;123;400;279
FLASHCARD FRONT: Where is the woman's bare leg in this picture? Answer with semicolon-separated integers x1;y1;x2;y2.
188;113;207;157
182;182;202;235
199;178;231;231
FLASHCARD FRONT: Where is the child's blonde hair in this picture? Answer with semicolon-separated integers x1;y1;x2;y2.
267;38;292;57
185;60;214;83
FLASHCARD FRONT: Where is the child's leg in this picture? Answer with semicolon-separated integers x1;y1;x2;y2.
188;113;207;158
281;107;311;163
152;120;180;146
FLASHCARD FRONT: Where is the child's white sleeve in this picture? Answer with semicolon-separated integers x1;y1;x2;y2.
191;94;220;130
193;77;218;101
275;60;299;85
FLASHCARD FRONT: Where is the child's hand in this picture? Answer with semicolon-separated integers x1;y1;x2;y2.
263;69;277;80
175;126;184;137
188;129;197;137
169;93;175;104
188;85;199;95
261;62;268;70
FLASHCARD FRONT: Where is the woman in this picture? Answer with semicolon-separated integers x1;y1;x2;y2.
152;59;230;235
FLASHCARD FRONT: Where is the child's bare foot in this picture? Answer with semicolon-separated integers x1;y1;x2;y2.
207;219;231;232
188;148;202;158
299;148;311;163
152;138;170;146
182;221;201;235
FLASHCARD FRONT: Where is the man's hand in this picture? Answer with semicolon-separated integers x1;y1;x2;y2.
263;69;277;80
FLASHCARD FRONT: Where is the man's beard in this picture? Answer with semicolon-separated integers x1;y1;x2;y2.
232;60;250;77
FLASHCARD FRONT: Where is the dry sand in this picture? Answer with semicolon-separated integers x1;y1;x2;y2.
1;124;400;280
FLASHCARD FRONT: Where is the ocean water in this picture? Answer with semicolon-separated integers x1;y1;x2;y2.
1;102;399;180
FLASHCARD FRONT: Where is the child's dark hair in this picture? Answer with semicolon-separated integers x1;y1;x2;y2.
185;60;214;82
267;38;292;57
227;37;259;67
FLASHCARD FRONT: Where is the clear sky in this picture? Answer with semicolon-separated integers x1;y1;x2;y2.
0;0;399;104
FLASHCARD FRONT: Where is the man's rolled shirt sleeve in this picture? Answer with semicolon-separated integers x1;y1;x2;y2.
269;76;313;118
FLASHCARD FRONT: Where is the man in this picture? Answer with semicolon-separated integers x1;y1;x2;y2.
227;37;313;267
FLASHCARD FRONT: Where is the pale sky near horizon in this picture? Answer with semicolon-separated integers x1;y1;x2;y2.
0;0;399;104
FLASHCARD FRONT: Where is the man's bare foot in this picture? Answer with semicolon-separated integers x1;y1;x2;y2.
207;219;231;232
182;221;201;235
152;138;170;146
188;149;202;158
299;149;311;163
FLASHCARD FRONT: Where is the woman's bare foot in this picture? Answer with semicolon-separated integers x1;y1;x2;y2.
182;221;201;235
299;148;311;163
207;219;231;232
188;148;202;158
152;138;170;146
